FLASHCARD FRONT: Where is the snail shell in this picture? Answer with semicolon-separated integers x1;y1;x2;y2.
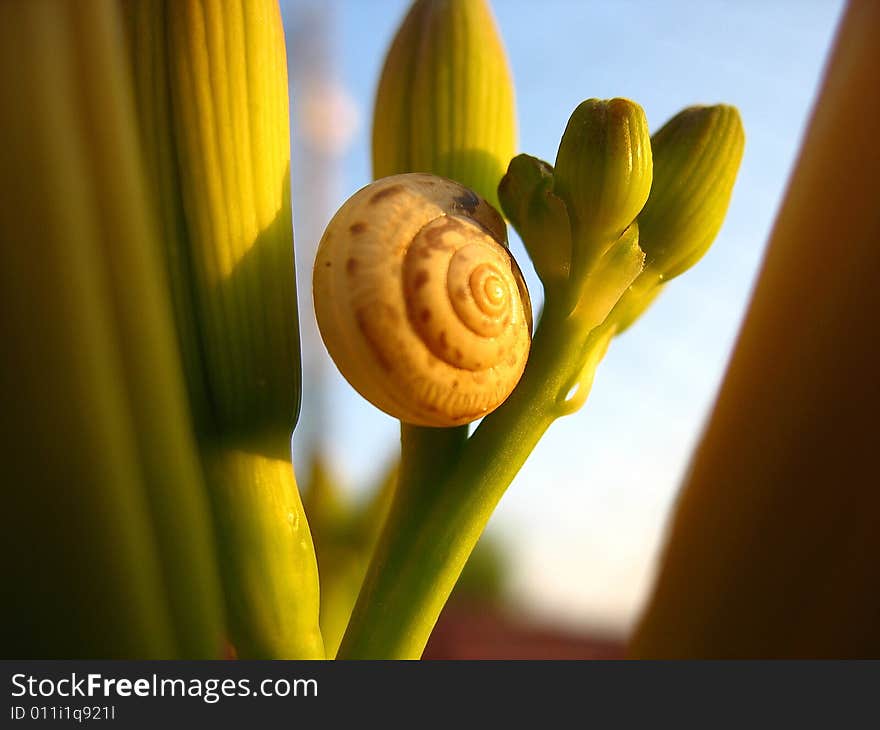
313;172;532;427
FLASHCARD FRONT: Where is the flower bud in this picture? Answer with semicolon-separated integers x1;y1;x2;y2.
553;98;653;265
165;0;301;437
638;104;745;281
136;2;323;658
498;154;571;284
372;0;516;211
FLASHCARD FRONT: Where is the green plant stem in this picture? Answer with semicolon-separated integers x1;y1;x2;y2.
397;424;468;519
204;433;324;659
338;295;613;658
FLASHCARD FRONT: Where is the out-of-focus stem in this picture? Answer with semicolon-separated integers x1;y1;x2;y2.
1;0;224;657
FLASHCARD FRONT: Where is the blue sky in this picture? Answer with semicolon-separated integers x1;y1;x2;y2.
282;0;845;633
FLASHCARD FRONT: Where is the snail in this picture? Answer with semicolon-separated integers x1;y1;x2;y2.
313;172;532;427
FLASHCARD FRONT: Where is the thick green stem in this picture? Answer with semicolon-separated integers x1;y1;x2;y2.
397;424;468;518
204;433;324;659
339;296;608;658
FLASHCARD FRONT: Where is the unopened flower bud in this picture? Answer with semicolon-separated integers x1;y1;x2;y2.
638;104;745;281
553;98;653;266
372;0;516;211
163;0;301;437
498;154;571;284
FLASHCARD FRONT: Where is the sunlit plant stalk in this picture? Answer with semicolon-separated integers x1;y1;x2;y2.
124;0;322;659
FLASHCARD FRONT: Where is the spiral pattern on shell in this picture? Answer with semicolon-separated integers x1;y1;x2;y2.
313;173;532;427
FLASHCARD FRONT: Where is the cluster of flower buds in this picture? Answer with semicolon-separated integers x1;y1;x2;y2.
500;98;744;333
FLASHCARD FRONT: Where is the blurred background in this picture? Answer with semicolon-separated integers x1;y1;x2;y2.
280;0;845;657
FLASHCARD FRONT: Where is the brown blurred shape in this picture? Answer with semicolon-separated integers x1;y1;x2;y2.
425;603;625;660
